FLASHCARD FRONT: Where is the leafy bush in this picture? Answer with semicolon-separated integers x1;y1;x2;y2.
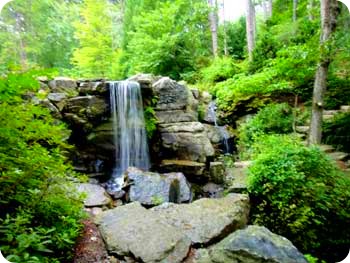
0;71;85;262
200;56;239;84
323;112;350;152
248;135;350;262
238;103;294;157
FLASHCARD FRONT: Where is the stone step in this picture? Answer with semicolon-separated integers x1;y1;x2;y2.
319;144;335;153
159;159;206;179
340;105;350;112
296;126;309;134
328;151;349;161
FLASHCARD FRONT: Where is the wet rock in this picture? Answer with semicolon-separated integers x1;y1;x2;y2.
74;219;109;263
48;77;78;96
159;122;215;163
152;194;250;245
87;121;114;151
124;167;191;205
209;162;225;184
78;81;108;95
202;182;224;198
128;73;158;90
153;77;188;110
194;225;308;263
64;96;108;120
47;93;67;111
77;183;112;207
159;160;206;180
96;202;191;263
156;110;198;124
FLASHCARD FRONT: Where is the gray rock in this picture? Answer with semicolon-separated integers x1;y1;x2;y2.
87;121;114;151
77;183;112;207
191;89;200;99
195;225;308;263
64;96;108;120
152;194;250;245
202;182;224;198
78;81;108;95
39;99;62;118
128;73;158;90
125;167;191;205
209;162;225;184
159;122;215;163
47;93;67;111
153;77;188;111
204;124;233;145
159;160;206;179
96;202;191;263
156;110;198;124
48;77;78;96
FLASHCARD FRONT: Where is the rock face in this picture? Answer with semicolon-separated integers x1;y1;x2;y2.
159;122;214;163
153;77;189;111
125;167;191;205
96;202;191;263
194;225;308;263
152;194;250;245
77;183;112;207
209;162;225;184
48;77;78;96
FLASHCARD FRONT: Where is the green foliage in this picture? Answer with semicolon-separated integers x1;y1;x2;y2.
144;106;158;139
0;0;79;72
123;0;211;82
323;112;350;152
200;56;240;84
0;71;85;262
248;135;350;261
238;103;294;157
220;17;246;59
72;0;121;79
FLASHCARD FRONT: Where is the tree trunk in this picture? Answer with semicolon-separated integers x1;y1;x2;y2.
308;0;315;20
267;0;273;18
222;0;228;55
262;1;268;21
293;0;298;22
308;0;339;145
246;0;256;61
208;0;218;57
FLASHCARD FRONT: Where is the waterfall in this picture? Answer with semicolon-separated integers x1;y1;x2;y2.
208;101;230;154
108;80;150;190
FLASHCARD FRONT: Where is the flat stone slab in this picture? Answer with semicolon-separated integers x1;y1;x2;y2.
159;160;206;177
96;202;191;263
151;194;250;245
77;183;112;207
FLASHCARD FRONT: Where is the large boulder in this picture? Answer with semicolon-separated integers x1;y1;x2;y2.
151;194;250;245
77;183;112;207
152;77;189;111
64;96;108;119
96;202;191;263
48;77;78;96
47;92;67;111
78;81;108;95
124;167;191;205
159;122;215;163
194;225;308;263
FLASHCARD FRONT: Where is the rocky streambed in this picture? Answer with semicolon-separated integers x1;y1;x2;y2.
32;75;308;263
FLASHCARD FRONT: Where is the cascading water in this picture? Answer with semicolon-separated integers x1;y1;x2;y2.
208;101;230;154
108;80;150;190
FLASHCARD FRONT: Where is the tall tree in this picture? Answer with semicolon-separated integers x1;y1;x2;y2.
308;0;339;145
267;0;273;18
208;0;218;56
293;0;298;22
246;0;256;61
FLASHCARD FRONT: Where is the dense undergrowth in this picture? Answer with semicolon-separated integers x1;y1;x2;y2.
0;71;86;262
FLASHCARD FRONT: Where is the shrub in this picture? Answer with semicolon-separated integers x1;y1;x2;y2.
238;103;294;157
247;135;350;262
200;56;240;84
0;71;85;262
